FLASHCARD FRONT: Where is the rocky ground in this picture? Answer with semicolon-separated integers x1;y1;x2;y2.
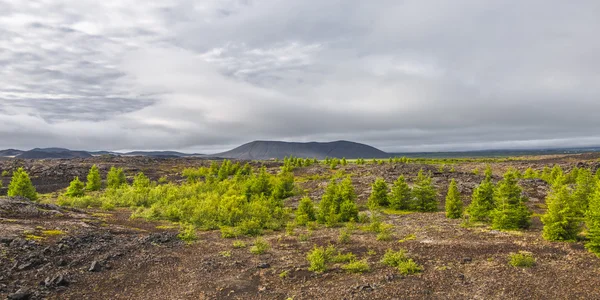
1;154;600;299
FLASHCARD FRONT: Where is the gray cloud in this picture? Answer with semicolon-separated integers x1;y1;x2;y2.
1;0;600;152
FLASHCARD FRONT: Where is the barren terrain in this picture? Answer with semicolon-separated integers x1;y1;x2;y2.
2;154;600;299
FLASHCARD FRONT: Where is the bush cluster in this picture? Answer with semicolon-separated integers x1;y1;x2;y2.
367;170;438;212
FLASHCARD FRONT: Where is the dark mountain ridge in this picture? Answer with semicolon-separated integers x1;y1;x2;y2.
211;140;390;160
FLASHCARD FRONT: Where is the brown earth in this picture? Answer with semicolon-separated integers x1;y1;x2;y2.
1;154;600;299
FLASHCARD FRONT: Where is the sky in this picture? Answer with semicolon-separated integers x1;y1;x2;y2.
1;0;600;153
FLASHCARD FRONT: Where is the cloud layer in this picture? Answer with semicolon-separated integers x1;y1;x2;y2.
1;0;600;152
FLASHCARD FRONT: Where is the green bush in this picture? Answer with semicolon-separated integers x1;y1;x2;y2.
1;170;9;177
250;237;270;255
585;184;600;256
490;169;531;230
57;195;102;208
412;170;437;212
178;224;197;243
332;251;356;263
64;177;85;198
467;171;496;222
445;179;463;219
397;259;423;275
368;178;389;209
542;181;580;241
318;177;358;226
381;249;422;275
107;167;127;189
232;240;247;248
296;197;317;226
8;167;37;201
381;249;407;267
341;259;370;273
307;246;329;273
389;175;411;210
338;227;351;244
376;223;394;241
508;251;535;267
86;165;102;191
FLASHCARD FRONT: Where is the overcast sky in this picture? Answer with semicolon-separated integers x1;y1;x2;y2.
1;0;599;153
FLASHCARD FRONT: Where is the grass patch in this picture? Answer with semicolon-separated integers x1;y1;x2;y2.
509;251;536;268
381;249;423;275
382;208;414;216
398;234;417;243
232;240;247;248
341;259;370;273
250;238;270;255
41;229;64;236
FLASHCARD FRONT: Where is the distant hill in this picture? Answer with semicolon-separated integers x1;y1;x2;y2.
0;149;24;157
212;140;390;160
121;151;201;157
17;148;92;159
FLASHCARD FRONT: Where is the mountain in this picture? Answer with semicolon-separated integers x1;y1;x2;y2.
212;140;390;160
0;149;24;157
16;148;93;159
121;151;202;157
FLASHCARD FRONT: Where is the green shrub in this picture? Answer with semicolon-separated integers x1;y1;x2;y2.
467;171;496;222
389;175;411;210
491;169;531;230
178;224;197;243
107;167;127;189
381;249;407;267
445;179;463;219
397;259;423;275
250;237;270;255
133;172;151;189
412;170;437;212
8;167;37;201
341;259;370;273
296;197;317;225
368;178;389;209
376;223;394;241
332;252;356;263
318;177;358;225
307;246;329;273
508;251;535;267
542;181;580;241
338;228;351;244
57;195;102;208
65;177;85;198
381;249;422;275
1;170;9;177
158;176;168;184
220;226;240;238
585;184;600;256
232;240;247;248
86;165;102;191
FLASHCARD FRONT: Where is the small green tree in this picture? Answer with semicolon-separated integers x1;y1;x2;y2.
586;184;600;256
467;172;495;222
8;167;37;201
64;177;85;198
368;178;389;209
107;167;126;189
572;169;595;216
296;197;317;225
445;179;463;219
389;175;411;210
541;181;580;241
412;170;438;212
490;170;531;230
133;172;151;189
86;165;102;191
